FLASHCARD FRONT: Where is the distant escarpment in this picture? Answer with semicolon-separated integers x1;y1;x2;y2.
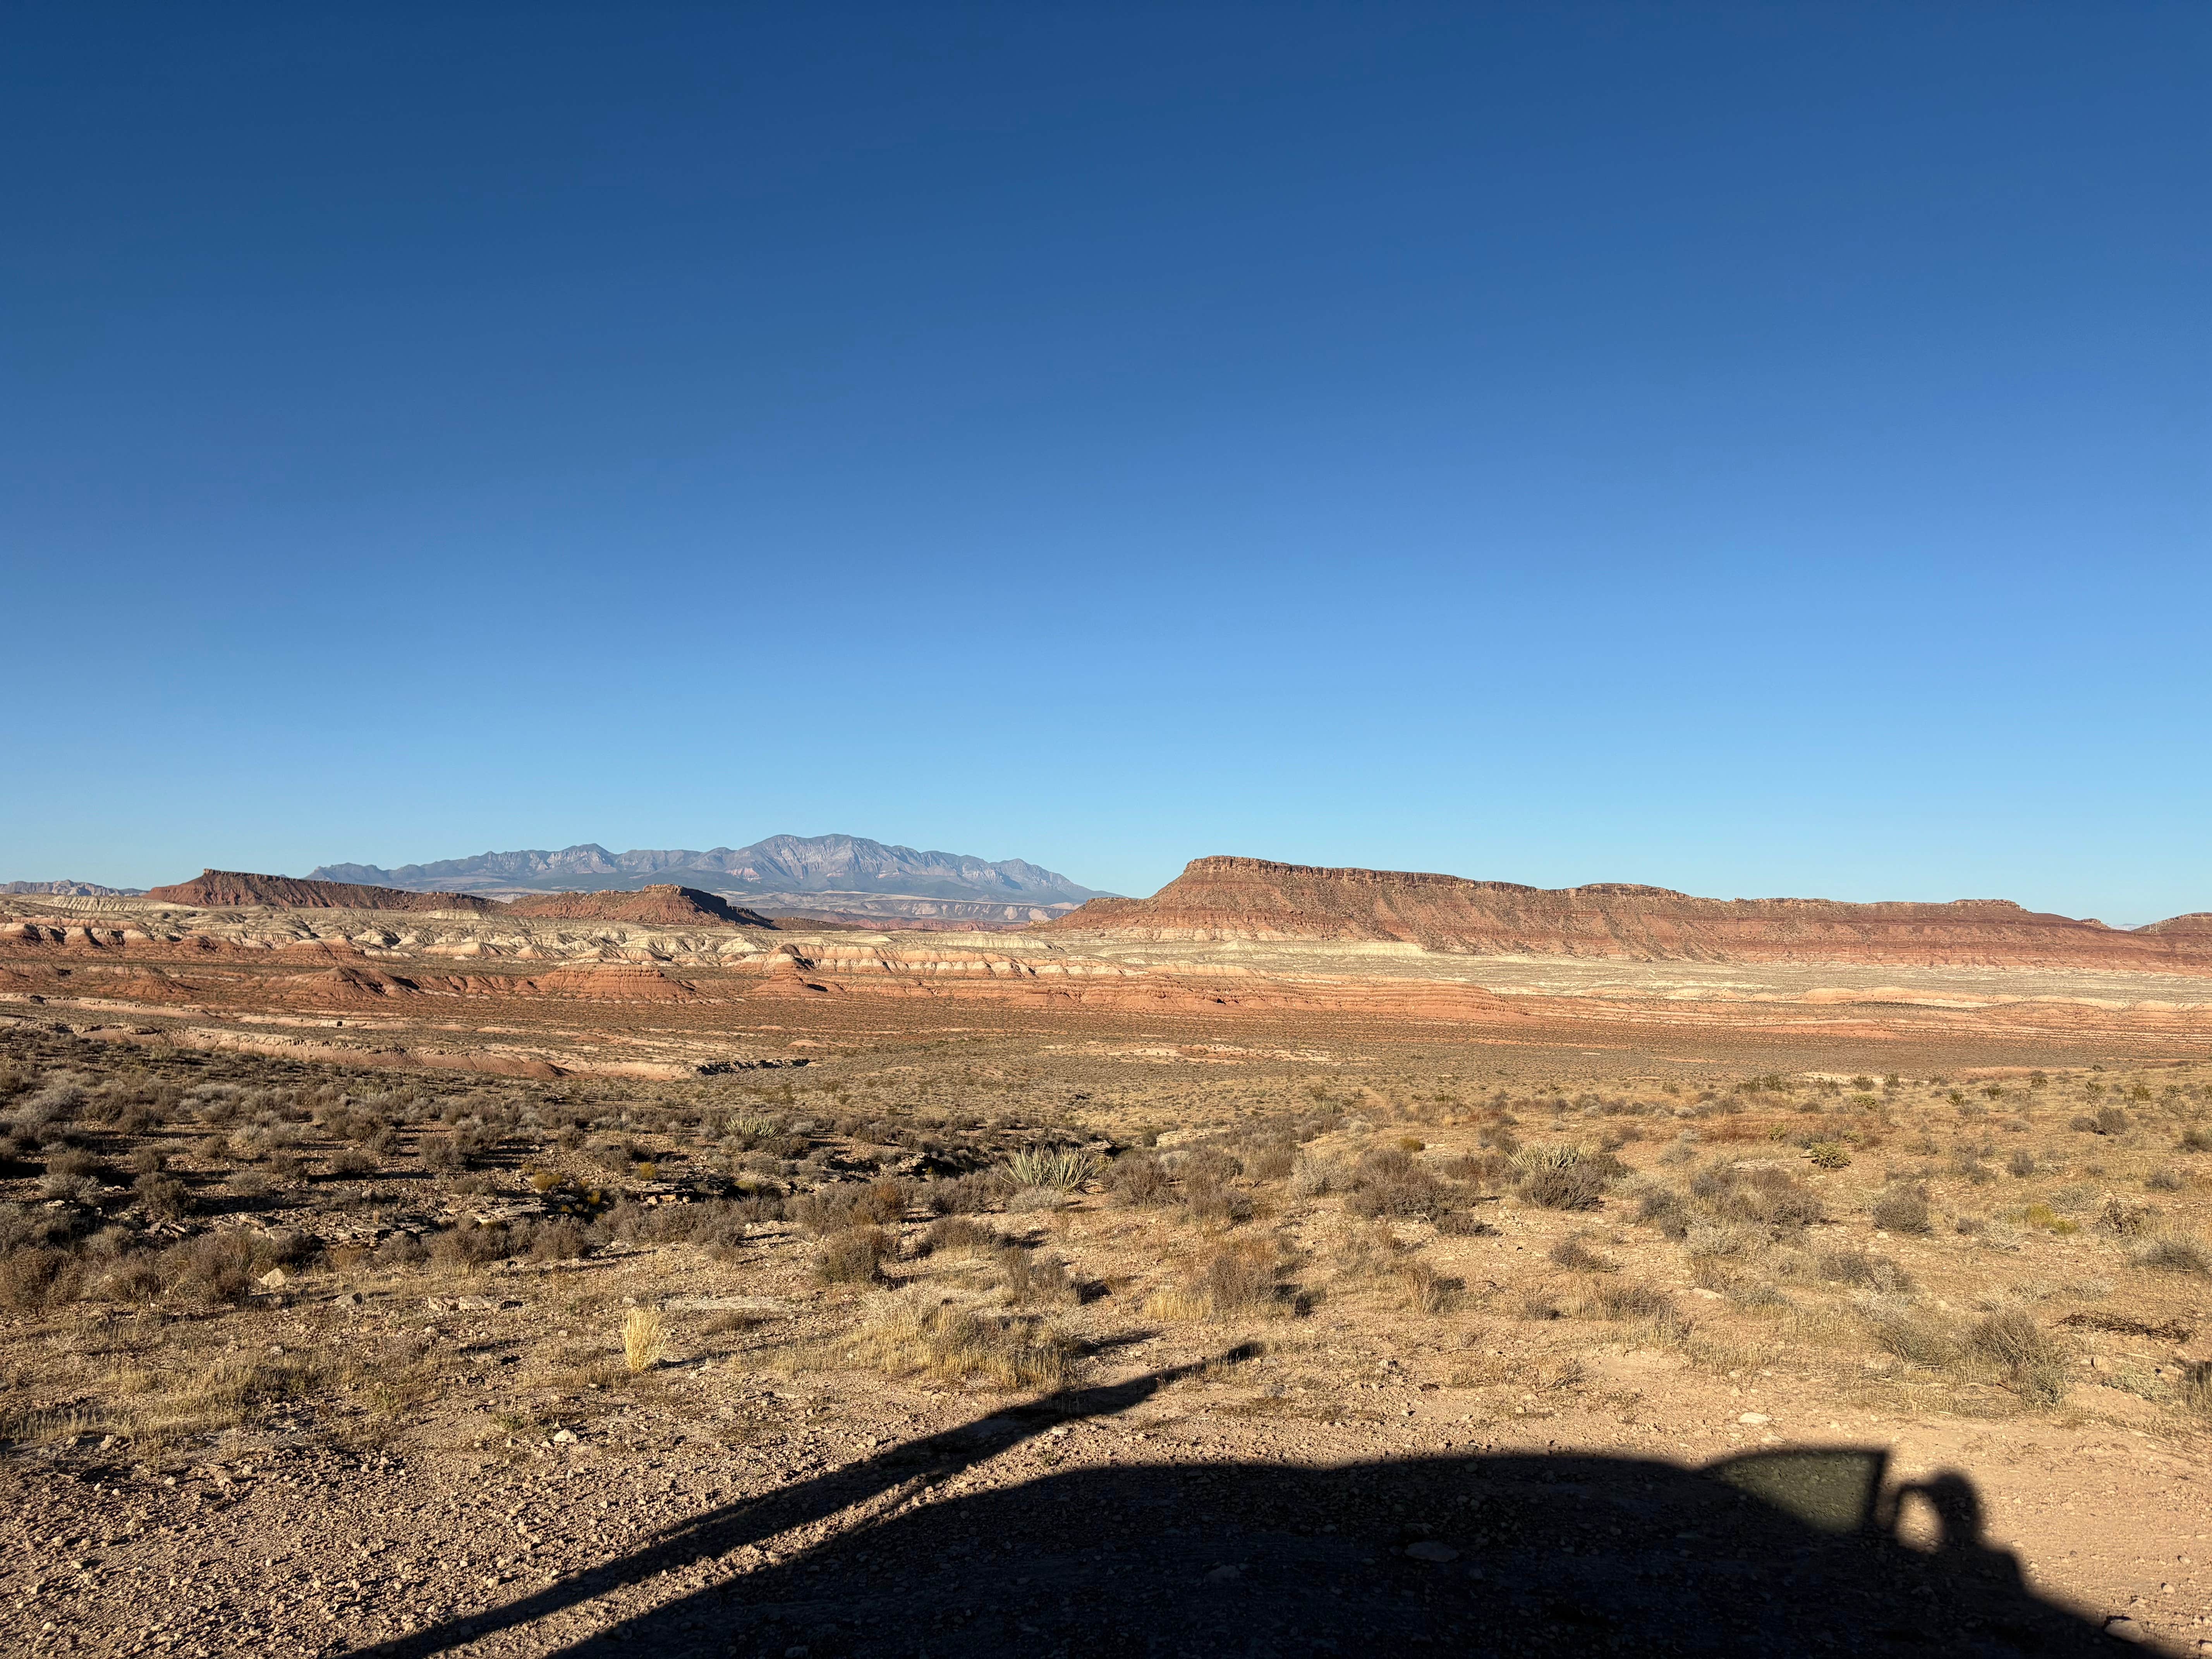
143;870;500;914
1038;857;2212;972
502;886;776;927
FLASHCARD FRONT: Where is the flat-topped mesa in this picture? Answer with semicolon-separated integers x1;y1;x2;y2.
141;869;501;914
1036;856;2212;972
502;886;777;927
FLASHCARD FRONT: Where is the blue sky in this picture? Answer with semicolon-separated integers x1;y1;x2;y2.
3;4;2205;921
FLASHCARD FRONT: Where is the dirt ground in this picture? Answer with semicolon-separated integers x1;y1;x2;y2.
0;998;2207;1656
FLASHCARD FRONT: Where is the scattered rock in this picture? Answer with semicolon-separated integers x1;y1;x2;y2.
1404;1542;1460;1563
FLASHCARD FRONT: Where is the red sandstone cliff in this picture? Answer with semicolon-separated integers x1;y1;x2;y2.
143;870;500;914
1036;857;2212;972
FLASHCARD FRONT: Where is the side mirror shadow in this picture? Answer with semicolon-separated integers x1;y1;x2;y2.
1705;1447;1888;1535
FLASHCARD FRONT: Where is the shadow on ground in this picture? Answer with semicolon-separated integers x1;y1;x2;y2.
354;1357;2126;1658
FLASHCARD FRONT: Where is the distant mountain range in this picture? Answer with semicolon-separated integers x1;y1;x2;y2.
1;879;145;897
307;834;1110;928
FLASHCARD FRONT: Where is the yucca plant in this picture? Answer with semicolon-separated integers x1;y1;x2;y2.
1003;1147;1100;1191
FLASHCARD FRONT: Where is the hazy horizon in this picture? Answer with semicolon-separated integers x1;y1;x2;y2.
14;830;2198;929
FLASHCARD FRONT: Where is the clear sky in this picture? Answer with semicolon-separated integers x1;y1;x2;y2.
3;5;2205;921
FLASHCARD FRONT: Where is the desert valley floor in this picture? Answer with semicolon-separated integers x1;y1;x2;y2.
0;894;2208;1654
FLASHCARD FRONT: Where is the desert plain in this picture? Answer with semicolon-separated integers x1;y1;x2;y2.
1;867;2209;1656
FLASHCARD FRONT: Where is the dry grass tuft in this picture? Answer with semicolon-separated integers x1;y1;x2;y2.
1864;1300;2073;1406
623;1306;668;1372
1590;1279;1677;1325
1865;1302;1960;1369
992;1243;1078;1306
834;1289;1073;1389
1392;1258;1454;1314
1145;1238;1285;1321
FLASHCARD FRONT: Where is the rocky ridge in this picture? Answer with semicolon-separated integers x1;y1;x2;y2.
141;870;501;913
1039;856;2212;973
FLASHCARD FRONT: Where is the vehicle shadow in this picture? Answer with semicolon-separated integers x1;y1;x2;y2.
351;1357;2127;1658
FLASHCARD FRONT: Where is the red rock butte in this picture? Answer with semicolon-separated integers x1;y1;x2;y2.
1036;856;2212;972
